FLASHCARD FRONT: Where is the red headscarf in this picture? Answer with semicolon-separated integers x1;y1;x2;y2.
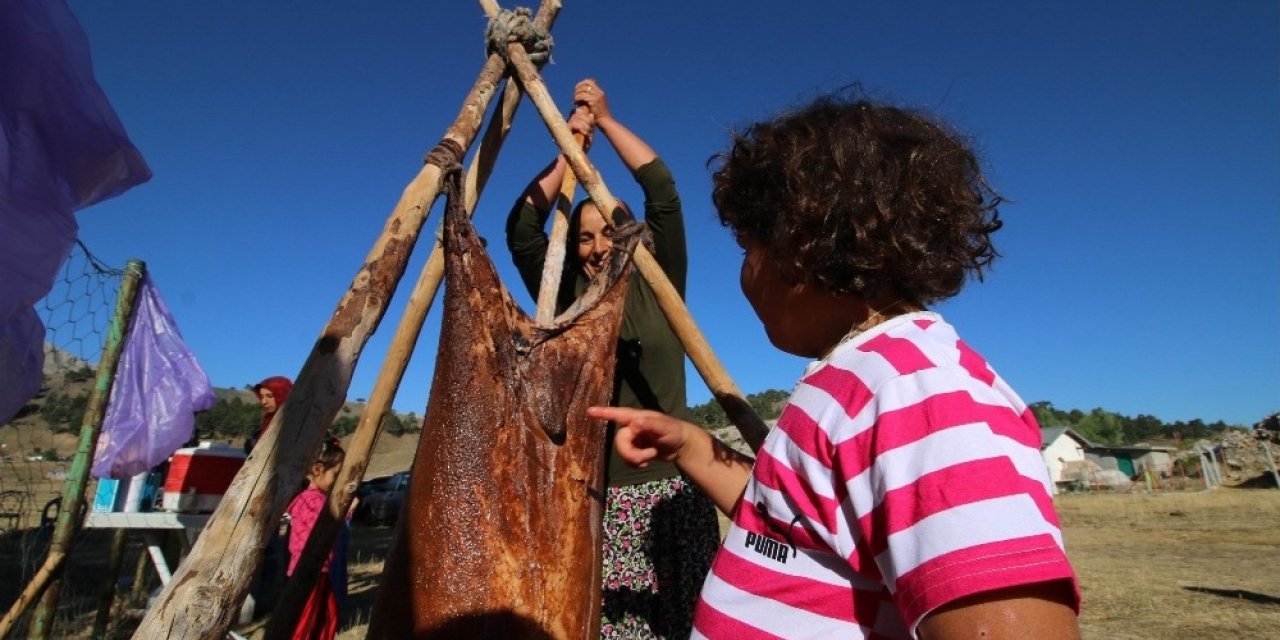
253;376;293;437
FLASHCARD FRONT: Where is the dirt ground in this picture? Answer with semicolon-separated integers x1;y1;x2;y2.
329;488;1280;639
2;483;1277;638
1057;489;1280;639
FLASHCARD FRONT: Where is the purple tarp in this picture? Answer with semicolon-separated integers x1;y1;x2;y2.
0;0;152;423
93;275;215;479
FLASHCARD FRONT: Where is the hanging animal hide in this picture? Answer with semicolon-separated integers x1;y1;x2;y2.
368;167;640;639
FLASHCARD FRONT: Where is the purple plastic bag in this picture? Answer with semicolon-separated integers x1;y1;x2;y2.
92;276;215;479
0;0;151;424
0;309;45;423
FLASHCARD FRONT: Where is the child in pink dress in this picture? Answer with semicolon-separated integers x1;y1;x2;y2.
285;438;344;640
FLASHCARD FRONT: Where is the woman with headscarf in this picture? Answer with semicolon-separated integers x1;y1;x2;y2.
244;375;294;611
245;375;292;454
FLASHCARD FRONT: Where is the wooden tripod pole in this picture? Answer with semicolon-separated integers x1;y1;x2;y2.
536;127;588;324
262;74;537;640
267;0;566;630
506;45;770;452
130;5;560;639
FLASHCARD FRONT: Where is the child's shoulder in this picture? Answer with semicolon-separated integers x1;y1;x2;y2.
791;312;1001;423
287;487;325;513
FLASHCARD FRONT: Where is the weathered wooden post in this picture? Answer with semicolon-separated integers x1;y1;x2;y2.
1206;445;1225;486
129;4;561;639
262;8;566;637
535;129;588;324
90;529;130;637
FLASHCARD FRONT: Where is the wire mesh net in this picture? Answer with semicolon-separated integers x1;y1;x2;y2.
0;242;130;637
38;241;124;378
1;239;122;536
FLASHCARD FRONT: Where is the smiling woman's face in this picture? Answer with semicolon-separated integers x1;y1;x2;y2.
575;204;614;279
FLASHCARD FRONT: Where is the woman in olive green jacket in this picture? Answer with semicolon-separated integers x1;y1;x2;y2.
505;79;719;639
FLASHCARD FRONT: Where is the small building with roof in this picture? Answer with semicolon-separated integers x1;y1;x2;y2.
1086;443;1176;479
1041;426;1092;494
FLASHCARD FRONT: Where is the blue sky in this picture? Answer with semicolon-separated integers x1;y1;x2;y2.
62;1;1278;426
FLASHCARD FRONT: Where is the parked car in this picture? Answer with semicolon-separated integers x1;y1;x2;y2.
355;471;409;526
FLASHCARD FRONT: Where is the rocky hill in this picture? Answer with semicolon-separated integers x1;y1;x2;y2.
1209;416;1280;487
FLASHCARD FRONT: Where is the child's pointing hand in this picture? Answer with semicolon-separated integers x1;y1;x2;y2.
587;406;690;468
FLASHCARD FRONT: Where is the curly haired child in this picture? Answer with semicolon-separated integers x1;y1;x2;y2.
590;92;1081;639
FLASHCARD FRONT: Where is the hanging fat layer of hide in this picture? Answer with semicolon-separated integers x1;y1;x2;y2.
368;168;640;639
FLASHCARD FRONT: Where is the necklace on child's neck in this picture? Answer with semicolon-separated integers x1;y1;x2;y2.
818;298;907;363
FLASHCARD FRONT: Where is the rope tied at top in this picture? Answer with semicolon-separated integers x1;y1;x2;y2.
485;6;552;66
424;137;465;169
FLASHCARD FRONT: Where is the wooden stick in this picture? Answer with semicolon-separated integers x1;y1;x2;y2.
1;260;146;640
262;71;537;640
536;129;587;324
90;529;129;638
264;2;562;636
0;551;65;639
129;5;559;637
506;46;770;452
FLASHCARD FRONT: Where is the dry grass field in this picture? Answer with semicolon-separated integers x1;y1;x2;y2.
324;488;1280;639
2;478;1276;638
1058;489;1280;639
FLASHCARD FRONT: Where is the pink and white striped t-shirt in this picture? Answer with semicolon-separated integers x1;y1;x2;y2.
693;312;1078;639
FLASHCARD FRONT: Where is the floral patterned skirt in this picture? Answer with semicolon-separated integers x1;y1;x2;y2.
600;476;720;639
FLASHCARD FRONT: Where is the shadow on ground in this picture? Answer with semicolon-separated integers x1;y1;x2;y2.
1182;586;1280;606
